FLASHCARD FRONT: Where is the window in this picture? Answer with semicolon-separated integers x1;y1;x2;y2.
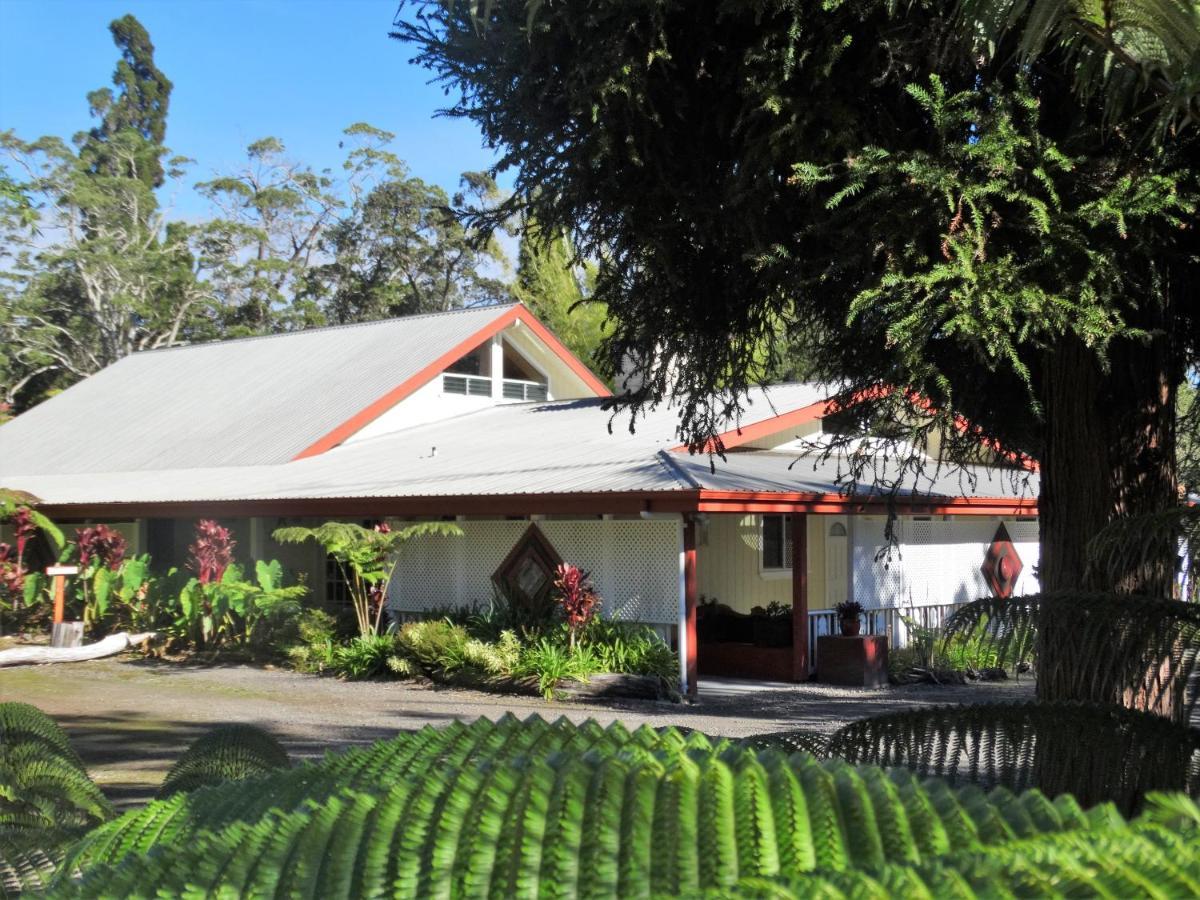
761;515;793;571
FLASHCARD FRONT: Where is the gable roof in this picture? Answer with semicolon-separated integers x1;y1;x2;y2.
0;303;609;475
3;384;1038;516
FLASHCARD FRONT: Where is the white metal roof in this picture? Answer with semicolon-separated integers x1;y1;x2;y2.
0;384;1037;507
0;304;520;475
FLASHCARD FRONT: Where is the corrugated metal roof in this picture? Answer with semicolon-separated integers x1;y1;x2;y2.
0;304;519;474
1;385;1038;507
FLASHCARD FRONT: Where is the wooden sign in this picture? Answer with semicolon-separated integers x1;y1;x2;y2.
45;565;79;577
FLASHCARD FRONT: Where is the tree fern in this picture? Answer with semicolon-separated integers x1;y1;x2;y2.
156;723;290;798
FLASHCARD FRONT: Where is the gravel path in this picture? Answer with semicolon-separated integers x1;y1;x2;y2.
1;657;1033;807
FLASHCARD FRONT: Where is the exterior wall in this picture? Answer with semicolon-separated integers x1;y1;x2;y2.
696;514;822;614
851;515;1040;608
390;517;680;625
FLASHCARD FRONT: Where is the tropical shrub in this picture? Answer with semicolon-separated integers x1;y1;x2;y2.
173;558;308;651
580;618;678;680
943;592;1200;721
330;633;397;680
273;520;462;638
0;494;64;634
553;562;600;649
156;725;290;799
0;702;112;872
286;608;339;673
742;701;1200;815
47;714;1200;898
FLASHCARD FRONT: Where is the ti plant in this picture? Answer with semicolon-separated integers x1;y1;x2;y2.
0;491;64;632
273;520;462;637
553;562;600;650
73;525;129;634
176;559;307;650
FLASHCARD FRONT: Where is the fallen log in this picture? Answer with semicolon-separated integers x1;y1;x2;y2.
0;632;155;667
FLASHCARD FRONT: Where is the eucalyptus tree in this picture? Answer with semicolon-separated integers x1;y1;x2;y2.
397;0;1199;599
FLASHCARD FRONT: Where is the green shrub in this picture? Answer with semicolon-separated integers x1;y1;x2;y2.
286;608;338;673
157;724;291;799
0;702;112;860
514;637;595;697
330;634;397;680
583;618;677;679
54;715;1200;898
394;619;471;673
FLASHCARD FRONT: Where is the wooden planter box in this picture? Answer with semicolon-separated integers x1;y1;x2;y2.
816;635;889;688
698;641;795;682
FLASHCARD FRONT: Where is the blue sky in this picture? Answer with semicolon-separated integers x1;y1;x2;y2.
0;0;505;219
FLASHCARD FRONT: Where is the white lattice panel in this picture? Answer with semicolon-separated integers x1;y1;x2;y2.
389;519;680;624
851;516;1040;608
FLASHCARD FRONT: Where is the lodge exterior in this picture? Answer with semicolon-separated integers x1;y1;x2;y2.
0;303;1039;694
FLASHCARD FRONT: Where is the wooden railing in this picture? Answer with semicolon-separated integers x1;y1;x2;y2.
806;601;969;674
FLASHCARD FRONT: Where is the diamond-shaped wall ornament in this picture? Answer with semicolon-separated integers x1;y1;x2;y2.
981;523;1023;599
493;524;563;616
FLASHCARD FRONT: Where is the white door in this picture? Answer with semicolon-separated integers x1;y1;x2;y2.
825;517;849;607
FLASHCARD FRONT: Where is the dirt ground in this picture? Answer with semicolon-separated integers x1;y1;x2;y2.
1;656;1034;808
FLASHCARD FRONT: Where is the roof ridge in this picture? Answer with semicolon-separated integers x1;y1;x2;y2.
135;302;522;356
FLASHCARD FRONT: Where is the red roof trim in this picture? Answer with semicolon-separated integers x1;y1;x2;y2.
697;490;1037;516
39;488;1037;521
292;305;612;460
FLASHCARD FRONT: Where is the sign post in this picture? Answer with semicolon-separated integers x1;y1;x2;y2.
44;564;81;648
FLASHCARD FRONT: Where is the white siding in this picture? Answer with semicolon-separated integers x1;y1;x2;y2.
389;518;680;624
852;515;1040;608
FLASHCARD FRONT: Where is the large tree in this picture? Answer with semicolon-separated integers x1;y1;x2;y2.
398;0;1199;597
513;221;608;369
78;14;173;190
0;16;213;412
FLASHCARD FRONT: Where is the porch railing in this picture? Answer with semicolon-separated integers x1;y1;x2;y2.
806;601;968;674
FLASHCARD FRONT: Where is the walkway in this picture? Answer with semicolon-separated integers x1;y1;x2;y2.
2;657;1033;807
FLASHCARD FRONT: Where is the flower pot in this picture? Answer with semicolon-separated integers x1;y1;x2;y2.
839;618;861;637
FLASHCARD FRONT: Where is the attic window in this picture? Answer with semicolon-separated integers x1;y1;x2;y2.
446;349;483;376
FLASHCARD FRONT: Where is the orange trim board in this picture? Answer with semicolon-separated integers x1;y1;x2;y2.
292;305;612;460
39;489;1037;521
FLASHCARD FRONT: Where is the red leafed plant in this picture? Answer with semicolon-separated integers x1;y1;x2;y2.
554;563;601;649
10;507;36;559
0;543;25;599
188;519;236;585
77;524;128;571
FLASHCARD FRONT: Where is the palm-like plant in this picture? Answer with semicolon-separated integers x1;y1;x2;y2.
272;520;462;637
960;0;1200;137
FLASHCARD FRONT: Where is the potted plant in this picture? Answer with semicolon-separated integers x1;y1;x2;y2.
751;601;793;647
835;600;864;636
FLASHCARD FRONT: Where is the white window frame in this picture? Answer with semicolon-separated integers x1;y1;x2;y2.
759;514;793;579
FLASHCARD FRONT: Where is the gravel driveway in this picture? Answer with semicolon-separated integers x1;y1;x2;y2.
1;656;1033;807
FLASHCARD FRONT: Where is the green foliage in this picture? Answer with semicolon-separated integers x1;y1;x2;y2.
170;559;307;651
960;0;1200;139
51;714;1198;897
514;219;609;371
330;634;398;680
286;608;339;674
0;703;112;859
513;637;593;697
580;618;678;681
273;520;462;637
750;701;1200;816
156;724;290;799
943;592;1200;720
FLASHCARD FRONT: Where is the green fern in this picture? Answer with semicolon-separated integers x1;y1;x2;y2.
746;701;1199;814
155;724;290;798
53;713;1179;897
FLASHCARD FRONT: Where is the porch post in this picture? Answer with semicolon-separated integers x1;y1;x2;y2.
791;513;809;681
682;517;698;698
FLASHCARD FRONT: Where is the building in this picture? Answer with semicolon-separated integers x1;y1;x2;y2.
0;303;1039;694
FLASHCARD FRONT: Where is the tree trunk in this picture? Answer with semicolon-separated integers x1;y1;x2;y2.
1037;328;1180;714
1039;333;1177;595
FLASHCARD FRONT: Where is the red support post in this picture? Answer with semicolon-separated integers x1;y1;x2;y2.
791;513;809;681
683;517;698;698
